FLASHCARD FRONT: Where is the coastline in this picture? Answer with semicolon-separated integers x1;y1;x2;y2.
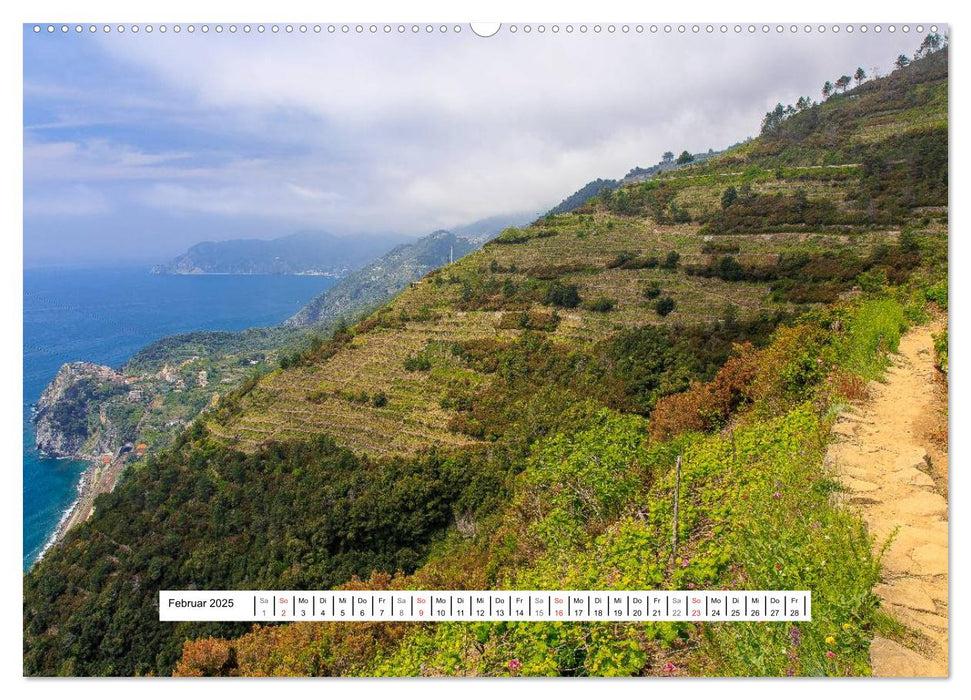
24;268;340;571
151;270;344;277
35;454;127;565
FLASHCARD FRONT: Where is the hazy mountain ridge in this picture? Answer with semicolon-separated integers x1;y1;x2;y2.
152;231;405;276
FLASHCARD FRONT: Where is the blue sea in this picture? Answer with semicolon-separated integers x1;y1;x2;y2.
23;267;336;570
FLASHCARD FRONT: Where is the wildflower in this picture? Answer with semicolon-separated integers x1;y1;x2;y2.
687;582;695;589
825;651;836;659
786;668;796;676
681;558;690;568
775;563;782;571
825;636;836;645
789;627;802;646
663;661;678;674
508;658;523;673
773;491;781;499
842;623;852;631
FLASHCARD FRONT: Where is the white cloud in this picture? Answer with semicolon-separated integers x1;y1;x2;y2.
25;28;924;248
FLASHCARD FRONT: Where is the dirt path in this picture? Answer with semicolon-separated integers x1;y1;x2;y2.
826;321;948;677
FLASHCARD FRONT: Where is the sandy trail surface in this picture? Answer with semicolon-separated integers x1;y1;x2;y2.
827;320;948;676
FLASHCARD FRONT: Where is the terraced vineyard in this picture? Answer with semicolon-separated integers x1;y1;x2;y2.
209;202;920;457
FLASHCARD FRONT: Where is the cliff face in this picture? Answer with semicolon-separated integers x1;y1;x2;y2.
33;362;127;459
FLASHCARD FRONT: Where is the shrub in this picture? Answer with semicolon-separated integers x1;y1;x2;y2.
856;268;888;293
924;279;947;310
403;353;432;372
654;297;676;317
643;281;662;299
660;251;680;270
372;391;389;408
899;228;921;253
306;388;329;404
607;251;638;269
649;344;760;441
721;185;738;209
933;330;948;374
827;371;870;402
545;282;581;309
584;296;616;313
496;310;559;331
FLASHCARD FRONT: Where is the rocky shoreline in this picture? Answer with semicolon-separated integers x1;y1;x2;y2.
37;455;128;561
31;362;132;561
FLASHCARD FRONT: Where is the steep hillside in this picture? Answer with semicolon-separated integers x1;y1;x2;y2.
545;149;723;216
24;43;948;678
287;231;477;327
203;48;946;459
34;230;481;468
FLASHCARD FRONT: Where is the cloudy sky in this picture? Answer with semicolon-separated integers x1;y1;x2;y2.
24;24;922;265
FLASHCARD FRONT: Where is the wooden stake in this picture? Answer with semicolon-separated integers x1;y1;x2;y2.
671;454;682;565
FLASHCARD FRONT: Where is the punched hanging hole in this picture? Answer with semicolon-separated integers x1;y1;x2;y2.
470;23;501;38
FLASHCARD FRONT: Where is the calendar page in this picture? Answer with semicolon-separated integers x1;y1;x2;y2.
20;9;949;683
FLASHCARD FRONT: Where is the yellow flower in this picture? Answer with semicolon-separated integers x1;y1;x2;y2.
842;623;852;631
825;636;836;645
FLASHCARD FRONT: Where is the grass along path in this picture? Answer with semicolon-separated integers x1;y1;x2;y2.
827;319;948;676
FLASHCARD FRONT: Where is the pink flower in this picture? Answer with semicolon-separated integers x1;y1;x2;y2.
773;491;781;499
681;558;690;568
663;661;678;674
687;582;695;589
825;651;836;659
508;658;523;672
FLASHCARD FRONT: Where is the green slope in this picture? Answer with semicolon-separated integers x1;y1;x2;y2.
24;43;948;678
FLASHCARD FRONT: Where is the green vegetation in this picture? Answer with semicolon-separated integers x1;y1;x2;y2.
24;432;503;676
583;296;616;313
933;331;948;374
165;297;907;678
545;282;581;308
643;281;662;299
23;40;948;678
654;296;676;317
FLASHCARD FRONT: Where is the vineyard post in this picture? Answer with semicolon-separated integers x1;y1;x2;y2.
671;454;682;565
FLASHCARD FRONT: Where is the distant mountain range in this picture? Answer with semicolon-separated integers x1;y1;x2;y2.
152;231;405;276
